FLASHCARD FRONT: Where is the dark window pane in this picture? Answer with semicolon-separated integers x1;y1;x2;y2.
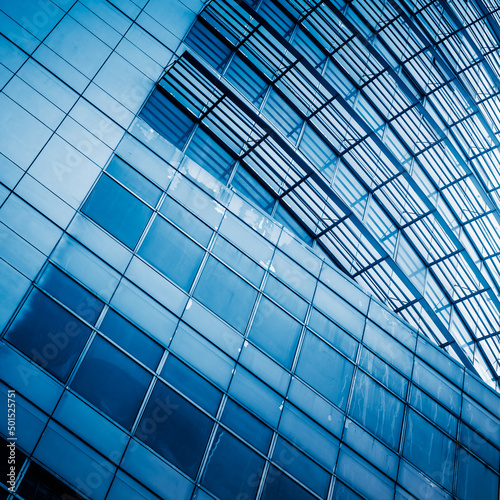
264;90;302;143
82;174;152;249
185;129;235;183
274;204;312;245
71;336;152;430
350;371;405;450
194;256;258;332
38;264;103;325
161;355;222;415
140;89;194;149
139;215;205;291
5;290;92;381
296;332;354;410
332;480;364;500
201;428;265;500
273;437;330;497
106;156;162;207
231;165;274;213
261;465;316;500
16;462;84;500
136;381;213;478
225;56;267;106
248;297;302;368
221;399;273;454
99;309;163;370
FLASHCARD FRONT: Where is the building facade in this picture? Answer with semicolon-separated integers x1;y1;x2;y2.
0;1;499;500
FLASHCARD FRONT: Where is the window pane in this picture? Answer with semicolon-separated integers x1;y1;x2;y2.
456;448;499;500
201;428;265;500
161;355;222;415
221;399;273;454
226;55;267;106
140;89;194;149
248;296;302;368
5;290;92;381
274;204;312;245
231;165;275;213
107;156;162;207
136;380;213;478
71;336;152;430
261;465;316;500
264;275;308;321
82;174;152;249
194;257;258;332
139;215;205;291
38;264;104;325
296;331;354;409
99;309;163;370
350;371;405;450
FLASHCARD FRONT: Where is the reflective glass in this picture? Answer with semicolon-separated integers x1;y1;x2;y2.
264;275;308;321
194;257;258;332
5;290;92;382
99;309;163;370
139;215;205;291
201;428;265;500
456;448;499;500
82;174;152;249
38;264;104;325
261;465;316;500
136;380;213;478
161;354;222;415
71;336;152;430
296;331;354;409
248;296;302;368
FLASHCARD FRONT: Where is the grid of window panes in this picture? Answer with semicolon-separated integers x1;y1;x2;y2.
1;146;499;500
139;0;500;388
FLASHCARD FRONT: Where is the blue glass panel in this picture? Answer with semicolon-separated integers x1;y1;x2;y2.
299;125;337;180
201;428;265;500
5;290;92;382
185;129;235;183
160;196;212;246
38;264;103;325
194;257;258;332
106;156;162;207
274;204;313;245
264;275;308;320
221;398;273;454
248;296;302;368
71;336;152;430
350;371;405;450
225;56;268;106
231;165;274;213
332;480;364;500
136;380;213;478
264;90;302;143
459;424;500;471
82;174;152;249
456;448;499;500
161;355;222;415
99;309;163;370
273;437;330;497
261;465;316;500
140;89;194;149
296;331;354;409
404;410;455;491
139;215;205;291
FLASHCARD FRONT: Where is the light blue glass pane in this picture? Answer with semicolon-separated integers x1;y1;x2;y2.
459;424;500;471
221;398;273;454
139;216;205;291
274;204;313;245
38;264;104;325
350;371;404;450
136;380;213;478
264;90;302;144
201;428;265;500
82;174;152;249
296;331;354;409
225;55;267;106
161;355;222;415
100;309;163;370
409;386;457;437
106;156;162;207
71;336;151;430
5;290;92;382
194;257;258;332
358;347;408;399
404;410;455;491
261;465;316;500
308;308;358;360
273;437;330;497
248;297;302;368
264;275;308;321
231;165;274;213
456;448;499;500
160;196;213;246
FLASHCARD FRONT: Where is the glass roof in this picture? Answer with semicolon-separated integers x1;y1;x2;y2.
141;0;500;389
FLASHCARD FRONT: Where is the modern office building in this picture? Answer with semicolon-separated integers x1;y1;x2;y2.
0;0;499;499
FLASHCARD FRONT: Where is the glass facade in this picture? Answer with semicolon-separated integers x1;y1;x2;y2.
0;1;499;500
